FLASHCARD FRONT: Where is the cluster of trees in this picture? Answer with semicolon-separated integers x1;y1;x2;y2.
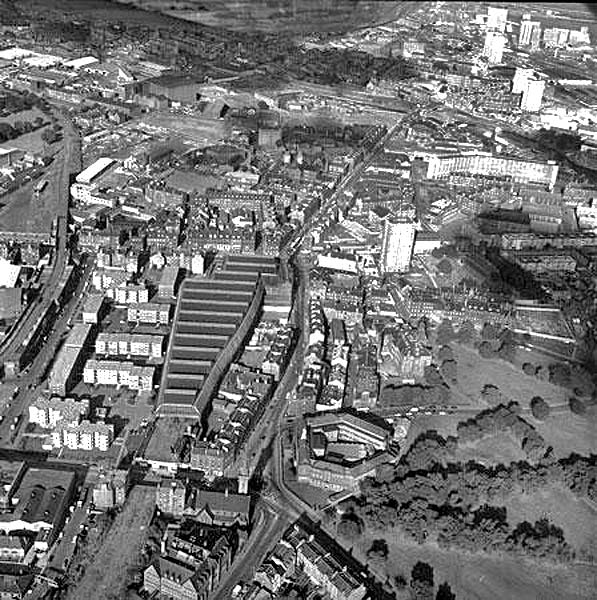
0;117;47;143
435;319;474;346
424;346;457;386
355;451;596;563
380;383;452;408
0;90;42;115
478;326;517;363
457;402;548;461
521;361;594;396
288;48;414;87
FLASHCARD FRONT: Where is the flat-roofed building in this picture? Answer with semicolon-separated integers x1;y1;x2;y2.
48;323;94;395
29;396;89;429
83;360;154;391
157;265;180;299
82;294;105;324
95;333;163;358
127;302;171;325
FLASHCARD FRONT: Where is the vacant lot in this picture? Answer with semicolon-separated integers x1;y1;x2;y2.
65;486;155;600
354;529;597;600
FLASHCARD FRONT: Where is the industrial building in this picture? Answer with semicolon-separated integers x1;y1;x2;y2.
157;255;279;418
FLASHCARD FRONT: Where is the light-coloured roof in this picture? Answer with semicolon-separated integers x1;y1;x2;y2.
0;258;21;289
75;157;115;185
64;56;98;69
0;47;34;61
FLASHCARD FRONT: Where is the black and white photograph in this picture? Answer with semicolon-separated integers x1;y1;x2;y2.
0;1;595;599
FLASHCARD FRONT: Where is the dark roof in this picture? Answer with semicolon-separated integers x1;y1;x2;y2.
189;489;250;517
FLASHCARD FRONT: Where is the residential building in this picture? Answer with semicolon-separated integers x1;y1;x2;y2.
82;294;105;324
521;79;545;112
184;489;250;528
284;524;367;600
127;302;171;325
28;396;89;429
518;20;541;47
83;359;155;391
487;6;508;32
156;479;186;517
51;420;114;451
158;265;180;299
483;31;505;65
95;333;163;359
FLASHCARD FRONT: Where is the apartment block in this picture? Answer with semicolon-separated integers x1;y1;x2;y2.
83;359;155;391
127;303;171;325
95;333;163;359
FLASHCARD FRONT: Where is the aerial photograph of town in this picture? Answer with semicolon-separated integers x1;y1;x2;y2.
0;0;595;598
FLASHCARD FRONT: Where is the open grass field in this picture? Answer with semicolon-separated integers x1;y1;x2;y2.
527;407;597;458
353;529;597;600
64;486;155;600
504;485;597;557
451;343;569;408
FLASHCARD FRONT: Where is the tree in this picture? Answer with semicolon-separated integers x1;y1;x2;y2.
437;258;453;275
367;538;389;560
411;561;434;600
549;363;571;387
457;321;474;344
436;582;456;600
441;359;458;384
436;320;456;345
530;396;550;420
481;384;501;405
482;323;500;340
522;362;537;377
424;364;443;386
569;397;586;416
478;341;495;359
337;516;362;544
438;345;454;363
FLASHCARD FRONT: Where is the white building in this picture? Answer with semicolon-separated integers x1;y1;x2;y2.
83;359;154;391
380;216;415;273
29;397;89;429
487;6;508;32
109;284;149;305
95;333;163;358
52;420;114;451
521;79;545;112
127;303;170;325
483;30;505;64
82;294;105;324
512;67;534;94
518;20;541;47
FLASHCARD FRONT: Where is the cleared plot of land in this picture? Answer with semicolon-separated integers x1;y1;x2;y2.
139;113;231;145
452;343;568;408
504;486;597;556
354;530;597;600
65;485;155;600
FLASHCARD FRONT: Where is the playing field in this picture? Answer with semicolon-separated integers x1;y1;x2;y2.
354;529;597;600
